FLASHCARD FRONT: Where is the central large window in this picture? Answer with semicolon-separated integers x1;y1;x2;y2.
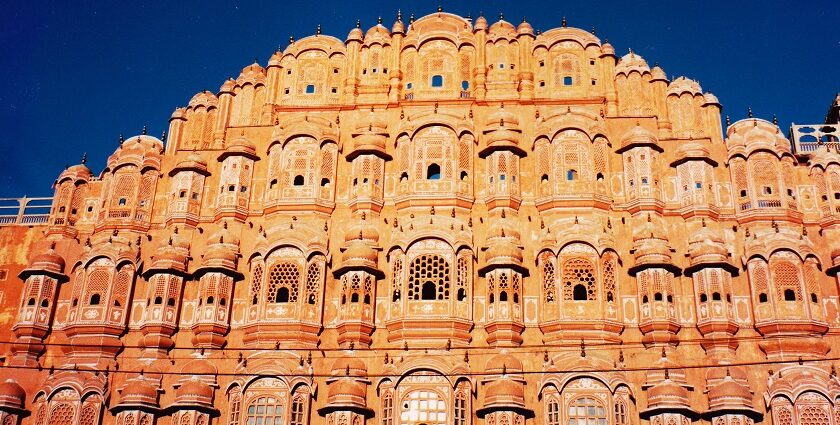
246;396;284;425
568;397;607;425
400;390;447;425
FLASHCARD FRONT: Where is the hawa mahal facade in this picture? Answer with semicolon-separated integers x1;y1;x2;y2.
1;9;840;425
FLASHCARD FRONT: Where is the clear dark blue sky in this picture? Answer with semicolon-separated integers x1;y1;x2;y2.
1;1;837;197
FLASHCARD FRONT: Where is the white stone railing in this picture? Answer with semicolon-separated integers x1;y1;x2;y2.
790;124;840;154
0;197;53;226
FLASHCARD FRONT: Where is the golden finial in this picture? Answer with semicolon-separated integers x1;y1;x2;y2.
161;130;167;142
316;24;322;35
289;35;295;44
562;17;567;27
81;153;87;164
773;114;778;125
437;5;443;12
141;125;147;135
499;12;504;20
397;9;402;21
591;26;596;35
725;115;731;126
410;13;415;24
747;107;753;118
356;20;361;28
378;16;382;24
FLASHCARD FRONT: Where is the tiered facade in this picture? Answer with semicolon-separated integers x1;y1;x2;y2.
1;10;840;425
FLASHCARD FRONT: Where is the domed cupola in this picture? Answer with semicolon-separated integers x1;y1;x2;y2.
364;18;390;44
195;222;242;276
477;351;534;421
347;20;363;43
615;50;651;76
480;105;526;158
317;357;373;421
391;11;405;34
516;18;534;36
0;379;26;417
171;377;216;412
725;117;792;158
479;214;526;276
667;76;703;97
107;133;164;172
219;133;258;161
348;110;391;161
641;353;697;421
473;14;488;31
112;373;162;414
672;141;717;167
334;215;383;278
56;161;92;185
20;243;67;282
617;122;662;154
651;64;668;83
684;220;737;276
600;40;615;57
488;13;516;39
629;215;679;276
705;369;760;420
144;229;190;277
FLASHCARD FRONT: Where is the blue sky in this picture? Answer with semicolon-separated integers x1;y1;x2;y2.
1;0;837;197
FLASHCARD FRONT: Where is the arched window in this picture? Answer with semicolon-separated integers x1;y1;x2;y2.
573;284;587;301
408;254;451;301
546;397;561;425
293;175;305;186
90;294;101;305
246;396;284;425
267;262;300;303
427;163;441;180
784;289;796;301
431;75;443;87
401;389;447;425
569;397;607;425
567;169;578;181
562;258;597;301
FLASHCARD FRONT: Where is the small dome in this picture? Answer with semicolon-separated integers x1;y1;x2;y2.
344;221;380;244
667;76;703;97
220;78;236;93
118;377;160;406
392;19;405;34
331;357;367;376
176;379;214;402
240;62;265;76
183;358;217;376
600;41;615;56
365;23;390;40
29;247;65;274
208;223;240;247
474;15;488;30
708;376;752;404
517;20;534;36
675;142;710;161
651;65;667;82
342;240;379;264
647;379;690;409
329;379;367;399
483;377;526;411
703;92;721;106
615;51;650;76
347;26;363;42
620;123;658;150
489;18;516;38
221;134;258;160
487;107;520;128
58;163;93;184
485;351;523;374
0;379;25;408
171;152;209;176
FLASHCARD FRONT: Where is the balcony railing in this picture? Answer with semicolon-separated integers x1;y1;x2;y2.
0;197;52;226
790;124;840;154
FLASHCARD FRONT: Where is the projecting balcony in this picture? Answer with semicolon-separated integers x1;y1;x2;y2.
790;124;839;155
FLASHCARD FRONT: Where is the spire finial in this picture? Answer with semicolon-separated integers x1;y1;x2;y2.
289;35;295;44
119;133;125;145
562;16;567;27
316;24;322;35
254;56;259;64
726;115;731;126
747;107;753;118
161;131;167;142
591;26;596;35
378;16;382;25
437;5;443;12
410;13;415;24
141;125;147;135
499;12;504;20
356;19;361;28
773;114;778;125
664;368;670;380
81;153;87;164
397;9;402;21
522;16;527;24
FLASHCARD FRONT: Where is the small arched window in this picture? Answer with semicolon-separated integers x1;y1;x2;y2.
712;292;721;301
783;288;796;301
40;299;49;308
431;75;443;87
320;178;330;187
118;198;127;206
277;287;290;303
154;296;162;305
573;284;587;301
564;76;573;85
461;80;469;90
305;84;315;94
293;175;305;186
89;293;101;305
427;164;441;180
759;293;768;303
499;291;508;302
567;169;578;181
421;281;437;300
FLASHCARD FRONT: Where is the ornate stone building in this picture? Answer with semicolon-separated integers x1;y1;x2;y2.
1;9;840;425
